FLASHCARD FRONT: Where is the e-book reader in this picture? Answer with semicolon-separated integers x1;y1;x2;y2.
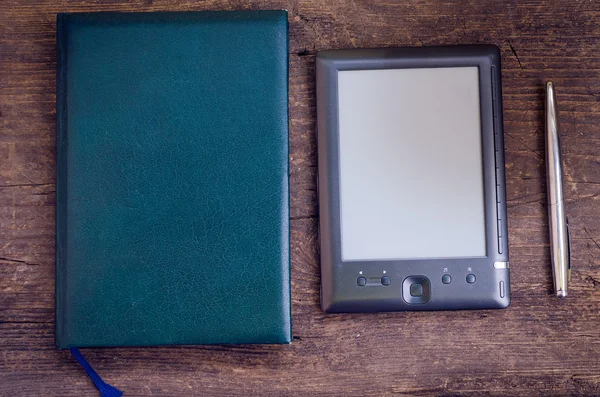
316;45;510;312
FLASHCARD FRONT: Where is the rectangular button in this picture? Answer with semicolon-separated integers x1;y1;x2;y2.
496;184;501;203
491;66;497;118
410;283;424;297
497;218;503;238
493;117;498;147
499;281;505;298
494;133;499;154
498;235;503;254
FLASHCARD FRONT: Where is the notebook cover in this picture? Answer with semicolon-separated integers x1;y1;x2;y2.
55;11;290;348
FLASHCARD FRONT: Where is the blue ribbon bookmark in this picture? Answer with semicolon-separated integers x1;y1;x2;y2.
69;347;124;397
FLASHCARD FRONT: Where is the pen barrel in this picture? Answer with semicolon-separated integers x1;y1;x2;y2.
547;202;569;297
545;82;569;297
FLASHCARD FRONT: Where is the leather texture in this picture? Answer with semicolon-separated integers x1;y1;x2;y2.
55;11;290;348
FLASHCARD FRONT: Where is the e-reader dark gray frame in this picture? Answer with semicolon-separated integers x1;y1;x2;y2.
316;45;510;312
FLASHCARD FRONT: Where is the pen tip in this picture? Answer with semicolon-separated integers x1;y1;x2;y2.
556;290;567;298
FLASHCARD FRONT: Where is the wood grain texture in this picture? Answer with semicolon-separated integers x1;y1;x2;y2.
2;0;600;396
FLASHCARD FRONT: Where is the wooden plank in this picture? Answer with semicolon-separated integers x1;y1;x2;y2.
2;0;600;395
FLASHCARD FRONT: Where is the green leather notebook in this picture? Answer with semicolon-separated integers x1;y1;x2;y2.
55;11;290;348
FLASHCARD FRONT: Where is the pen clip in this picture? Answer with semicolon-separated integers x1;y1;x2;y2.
566;217;572;282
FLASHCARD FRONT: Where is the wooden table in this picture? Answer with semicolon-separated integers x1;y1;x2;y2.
2;1;600;396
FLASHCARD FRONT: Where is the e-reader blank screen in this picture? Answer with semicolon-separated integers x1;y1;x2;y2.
337;67;486;261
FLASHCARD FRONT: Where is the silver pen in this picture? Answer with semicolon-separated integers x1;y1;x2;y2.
545;81;571;298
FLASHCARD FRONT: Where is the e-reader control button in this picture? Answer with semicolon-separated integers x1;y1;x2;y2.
442;274;452;284
402;276;431;304
381;276;391;286
357;277;367;286
410;283;423;296
466;274;476;284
